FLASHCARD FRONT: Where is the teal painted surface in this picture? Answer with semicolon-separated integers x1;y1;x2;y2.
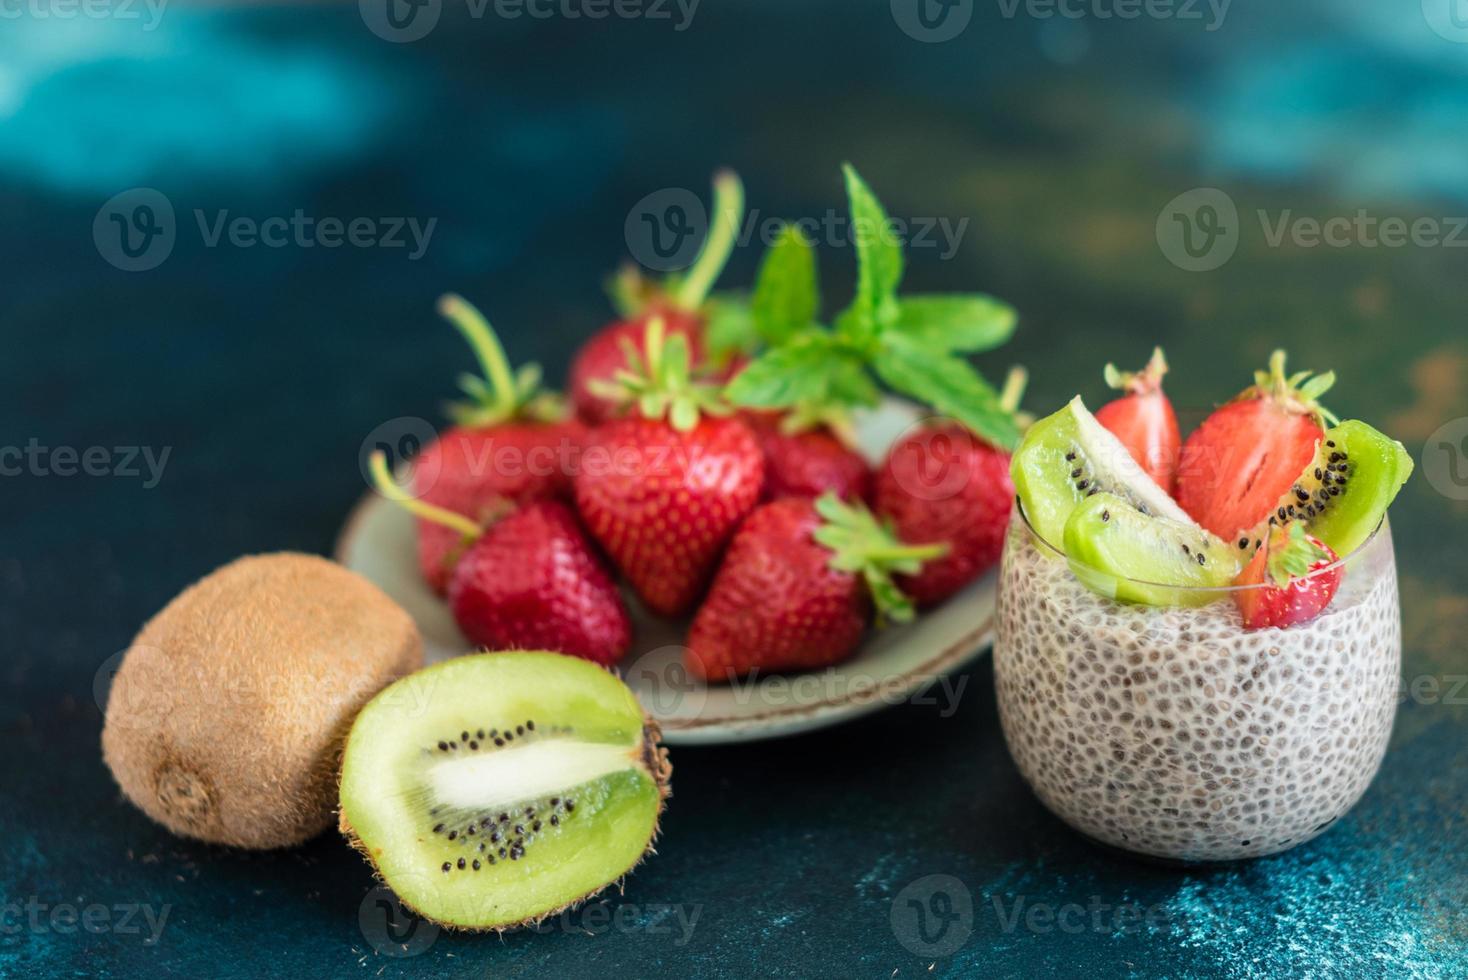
2;2;1466;976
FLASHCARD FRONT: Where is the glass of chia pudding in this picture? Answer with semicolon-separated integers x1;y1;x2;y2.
995;350;1412;862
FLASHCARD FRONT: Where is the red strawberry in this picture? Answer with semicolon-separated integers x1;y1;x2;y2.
742;410;872;502
1095;346;1180;495
687;494;945;682
373;453;630;665
1177;350;1337;541
573;320;764;617
1234;521;1342;630
410;294;582;593
875;422;1013;606
570;172;745;426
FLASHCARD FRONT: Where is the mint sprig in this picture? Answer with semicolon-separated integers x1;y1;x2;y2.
725;165;1023;450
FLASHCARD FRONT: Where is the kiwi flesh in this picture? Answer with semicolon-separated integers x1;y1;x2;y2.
338;651;671;932
1064;492;1241;606
1241;419;1413;559
101;553;423;848
1013;396;1193;550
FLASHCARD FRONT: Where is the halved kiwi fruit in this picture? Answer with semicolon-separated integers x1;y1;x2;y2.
1242;419;1412;559
1012;396;1193;549
339;652;670;931
1063;492;1241;606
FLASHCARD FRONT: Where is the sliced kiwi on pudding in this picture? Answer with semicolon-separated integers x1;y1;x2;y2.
1242;419;1412;559
1063;492;1240;606
1012;396;1193;549
338;652;670;931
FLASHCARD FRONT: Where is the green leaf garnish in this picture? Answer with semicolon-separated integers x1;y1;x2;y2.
702;291;757;365
839;163;904;342
891;294;1017;352
751;224;820;347
873;333;1021;450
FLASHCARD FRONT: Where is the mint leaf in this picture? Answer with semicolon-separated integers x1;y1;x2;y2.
893;294;1017;352
841;164;903;339
873;333;1020;449
752;224;820;347
727;333;856;408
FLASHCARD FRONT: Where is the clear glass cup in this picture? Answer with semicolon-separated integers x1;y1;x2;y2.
993;501;1401;862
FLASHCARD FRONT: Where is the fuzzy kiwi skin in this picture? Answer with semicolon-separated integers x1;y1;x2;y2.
101;553;423;849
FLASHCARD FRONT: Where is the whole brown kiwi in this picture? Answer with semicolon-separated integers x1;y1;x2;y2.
101;553;423;848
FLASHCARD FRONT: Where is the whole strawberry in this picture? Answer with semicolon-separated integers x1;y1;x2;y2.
1234;521;1342;630
1177;350;1336;541
687;494;945;682
574;319;764;617
372;453;630;665
873;369;1028;607
411;294;582;593
570;171;745;426
743;410;872;502
1095;347;1180;495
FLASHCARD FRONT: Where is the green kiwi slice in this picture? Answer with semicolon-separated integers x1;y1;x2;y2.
1063;492;1241;606
1012;396;1194;549
1243;419;1413;559
339;652;670;931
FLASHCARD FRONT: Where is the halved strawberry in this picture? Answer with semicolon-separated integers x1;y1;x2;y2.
570;172;745;425
1177;350;1337;541
1095;347;1179;495
1234;521;1342;630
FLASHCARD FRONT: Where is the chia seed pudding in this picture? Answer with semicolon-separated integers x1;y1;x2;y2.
994;510;1400;862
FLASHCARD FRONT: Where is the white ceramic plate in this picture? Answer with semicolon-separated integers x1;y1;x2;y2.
335;398;997;744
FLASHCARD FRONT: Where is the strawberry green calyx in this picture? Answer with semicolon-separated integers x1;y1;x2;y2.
812;492;948;625
1104;347;1168;397
1237;349;1339;426
368;451;484;540
587;317;731;432
1265;522;1332;588
438;294;565;428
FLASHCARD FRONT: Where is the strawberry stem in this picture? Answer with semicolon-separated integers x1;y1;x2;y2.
1244;349;1339;426
673;170;745;311
368;451;482;539
1103;347;1168;395
998;365;1028;414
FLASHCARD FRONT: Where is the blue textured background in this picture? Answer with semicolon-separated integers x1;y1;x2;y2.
2;2;1466;976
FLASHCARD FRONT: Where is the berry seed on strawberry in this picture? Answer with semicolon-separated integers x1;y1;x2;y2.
574;318;765;617
686;493;946;682
570;171;745;426
411;294;583;593
371;452;631;665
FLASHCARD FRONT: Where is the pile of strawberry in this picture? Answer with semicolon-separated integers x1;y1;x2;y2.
374;168;1028;681
1090;346;1345;629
